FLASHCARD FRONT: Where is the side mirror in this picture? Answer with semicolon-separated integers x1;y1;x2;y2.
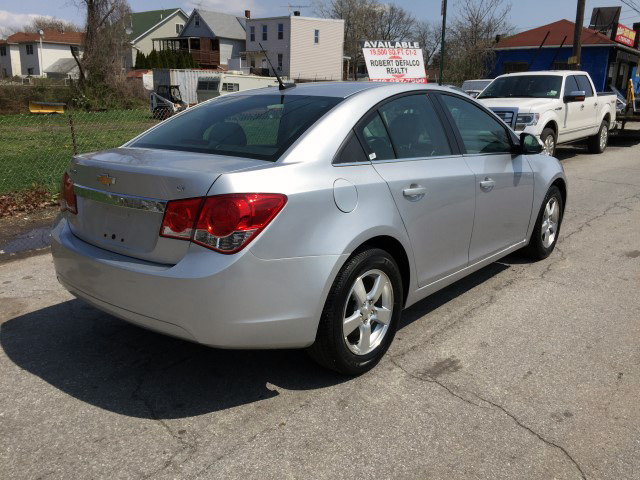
519;132;543;155
564;90;586;103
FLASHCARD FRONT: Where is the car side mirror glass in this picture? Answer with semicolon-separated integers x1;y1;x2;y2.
520;132;543;155
564;90;586;103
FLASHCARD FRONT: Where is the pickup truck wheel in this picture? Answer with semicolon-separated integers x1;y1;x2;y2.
540;128;556;156
588;120;609;154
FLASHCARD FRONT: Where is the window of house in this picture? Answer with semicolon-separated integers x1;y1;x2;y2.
27;67;34;75
222;83;240;92
176;23;184;34
250;26;255;42
503;62;528;74
277;53;283;70
250;58;256;68
0;46;6;56
438;94;512;155
195;14;200;26
262;25;268;41
314;29;319;44
278;23;284;40
26;44;34;55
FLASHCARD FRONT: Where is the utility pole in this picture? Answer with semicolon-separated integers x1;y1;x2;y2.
571;0;586;70
439;0;447;85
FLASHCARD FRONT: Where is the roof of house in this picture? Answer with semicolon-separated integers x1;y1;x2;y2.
128;8;185;42
195;9;246;40
2;29;83;45
494;19;616;49
44;58;79;74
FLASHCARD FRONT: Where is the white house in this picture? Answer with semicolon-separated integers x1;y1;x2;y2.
126;8;188;68
0;30;83;78
242;12;344;81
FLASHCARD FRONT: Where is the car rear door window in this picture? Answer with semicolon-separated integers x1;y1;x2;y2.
379;95;452;158
357;112;395;161
438;94;512;154
576;75;594;97
334;131;369;164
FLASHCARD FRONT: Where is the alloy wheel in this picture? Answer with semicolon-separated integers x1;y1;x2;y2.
541;197;560;248
543;135;555;156
600;125;608;151
342;269;394;355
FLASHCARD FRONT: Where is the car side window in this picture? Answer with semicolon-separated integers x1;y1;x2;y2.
564;75;580;94
438;94;512;154
356;112;395;161
379;95;452;158
334;131;369;164
576;76;594;97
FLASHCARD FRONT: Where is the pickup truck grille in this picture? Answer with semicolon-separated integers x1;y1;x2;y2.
494;111;515;128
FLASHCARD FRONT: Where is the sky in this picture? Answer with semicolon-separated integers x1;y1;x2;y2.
1;0;639;36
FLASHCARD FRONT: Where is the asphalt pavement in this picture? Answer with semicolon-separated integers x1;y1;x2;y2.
1;130;639;479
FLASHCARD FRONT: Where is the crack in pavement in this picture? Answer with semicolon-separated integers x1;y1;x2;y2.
130;355;199;480
388;357;587;480
193;398;313;478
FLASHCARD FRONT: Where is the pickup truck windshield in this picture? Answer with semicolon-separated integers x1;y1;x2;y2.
479;75;563;99
131;94;342;161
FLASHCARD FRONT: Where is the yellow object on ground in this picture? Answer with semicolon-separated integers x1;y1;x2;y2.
28;101;66;114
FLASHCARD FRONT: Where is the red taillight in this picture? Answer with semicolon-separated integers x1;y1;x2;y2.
159;193;287;254
160;198;203;240
60;172;77;214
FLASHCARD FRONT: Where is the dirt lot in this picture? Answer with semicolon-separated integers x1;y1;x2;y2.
1;131;639;479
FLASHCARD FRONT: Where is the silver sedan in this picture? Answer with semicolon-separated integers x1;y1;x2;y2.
51;82;567;374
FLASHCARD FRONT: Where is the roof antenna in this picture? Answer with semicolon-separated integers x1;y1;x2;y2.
258;42;295;91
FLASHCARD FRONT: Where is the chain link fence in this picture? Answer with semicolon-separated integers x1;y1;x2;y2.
0;109;161;195
0;109;161;260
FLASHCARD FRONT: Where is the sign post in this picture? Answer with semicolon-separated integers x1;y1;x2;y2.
360;40;427;83
440;0;447;85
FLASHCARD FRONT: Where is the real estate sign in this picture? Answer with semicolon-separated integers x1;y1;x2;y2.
360;40;427;83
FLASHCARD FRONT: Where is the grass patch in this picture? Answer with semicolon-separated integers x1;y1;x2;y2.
0;110;159;194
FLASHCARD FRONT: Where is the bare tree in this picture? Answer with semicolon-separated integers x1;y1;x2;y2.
444;0;513;84
23;17;82;33
413;20;441;67
74;0;131;85
315;0;415;80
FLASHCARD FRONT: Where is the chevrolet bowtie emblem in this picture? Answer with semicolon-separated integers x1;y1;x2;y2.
97;173;116;186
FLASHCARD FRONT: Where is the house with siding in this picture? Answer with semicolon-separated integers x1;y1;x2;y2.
152;9;246;69
242;12;344;81
0;30;83;78
126;8;188;68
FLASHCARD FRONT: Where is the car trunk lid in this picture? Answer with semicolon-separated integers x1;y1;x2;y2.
66;147;269;264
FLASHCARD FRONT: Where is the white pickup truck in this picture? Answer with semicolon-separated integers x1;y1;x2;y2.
478;71;617;156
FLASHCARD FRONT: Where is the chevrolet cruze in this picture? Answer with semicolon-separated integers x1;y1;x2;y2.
52;82;567;374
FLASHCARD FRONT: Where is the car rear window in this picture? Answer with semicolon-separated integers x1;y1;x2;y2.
131;94;343;161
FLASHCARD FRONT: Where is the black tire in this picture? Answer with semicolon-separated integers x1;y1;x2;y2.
540;128;556;157
308;248;403;375
587;120;609;154
523;185;563;260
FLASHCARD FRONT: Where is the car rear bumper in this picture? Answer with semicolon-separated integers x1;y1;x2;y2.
51;216;345;349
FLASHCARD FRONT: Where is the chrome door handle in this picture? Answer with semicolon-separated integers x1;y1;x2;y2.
403;185;426;199
479;178;495;192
